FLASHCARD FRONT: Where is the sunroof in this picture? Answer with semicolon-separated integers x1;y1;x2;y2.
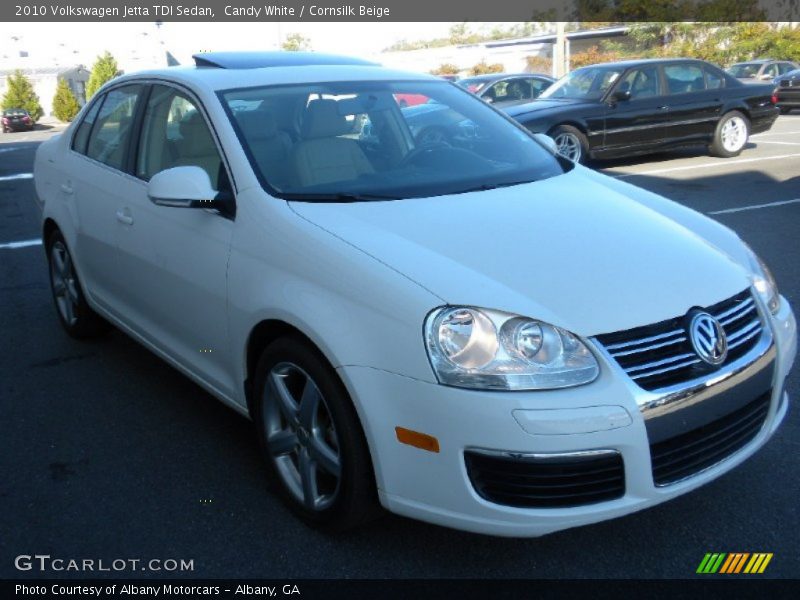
192;52;379;69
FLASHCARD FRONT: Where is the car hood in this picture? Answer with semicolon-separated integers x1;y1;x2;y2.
504;98;596;118
289;168;750;337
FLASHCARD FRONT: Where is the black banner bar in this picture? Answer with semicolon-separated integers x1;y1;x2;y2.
2;0;799;22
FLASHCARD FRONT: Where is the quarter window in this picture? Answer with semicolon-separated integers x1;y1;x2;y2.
85;85;142;170
664;64;706;94
136;85;224;190
71;98;102;154
704;67;724;89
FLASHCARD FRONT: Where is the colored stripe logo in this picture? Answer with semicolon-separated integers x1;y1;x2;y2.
697;553;773;574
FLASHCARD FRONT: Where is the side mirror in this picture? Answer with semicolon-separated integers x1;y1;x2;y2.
148;166;228;210
484;96;494;104
612;89;632;102
533;132;558;154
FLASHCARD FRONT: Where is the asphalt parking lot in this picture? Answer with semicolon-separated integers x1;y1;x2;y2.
1;116;798;579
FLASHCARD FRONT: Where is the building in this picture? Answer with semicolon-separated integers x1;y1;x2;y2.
0;66;90;117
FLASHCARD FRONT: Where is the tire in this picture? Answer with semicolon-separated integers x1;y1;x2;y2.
253;336;381;532
46;230;108;339
779;107;792;115
709;111;750;158
549;124;589;164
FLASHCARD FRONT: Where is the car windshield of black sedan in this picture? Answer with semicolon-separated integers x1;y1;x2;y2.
540;66;624;101
221;80;566;201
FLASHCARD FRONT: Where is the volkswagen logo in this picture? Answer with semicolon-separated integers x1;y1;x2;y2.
688;312;728;366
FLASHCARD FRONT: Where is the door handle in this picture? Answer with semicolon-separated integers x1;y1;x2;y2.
116;209;134;226
658;105;669;111
60;183;73;194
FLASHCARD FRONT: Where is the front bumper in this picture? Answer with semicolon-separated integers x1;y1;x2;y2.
338;296;796;537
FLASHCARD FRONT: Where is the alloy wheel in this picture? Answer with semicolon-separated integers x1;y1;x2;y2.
553;132;582;162
721;116;747;153
50;241;79;327
263;362;342;511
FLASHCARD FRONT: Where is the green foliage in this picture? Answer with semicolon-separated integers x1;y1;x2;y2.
1;70;43;121
86;51;121;99
525;55;553;75
52;78;81;122
572;0;765;21
469;61;505;76
430;63;460;76
282;33;312;52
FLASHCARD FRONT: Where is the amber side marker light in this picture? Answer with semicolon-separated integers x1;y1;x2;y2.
395;427;440;453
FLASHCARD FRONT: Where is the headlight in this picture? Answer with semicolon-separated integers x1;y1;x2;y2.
744;244;780;314
424;307;599;390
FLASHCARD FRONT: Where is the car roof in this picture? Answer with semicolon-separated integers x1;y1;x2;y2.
574;57;720;70
731;59;782;65
461;73;548;82
108;52;438;93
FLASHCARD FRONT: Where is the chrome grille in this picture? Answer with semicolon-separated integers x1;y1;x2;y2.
596;290;764;392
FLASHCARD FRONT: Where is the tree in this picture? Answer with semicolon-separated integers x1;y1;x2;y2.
86;51;121;99
52;78;81;122
1;70;43;121
430;63;460;76
469;60;504;76
282;33;312;52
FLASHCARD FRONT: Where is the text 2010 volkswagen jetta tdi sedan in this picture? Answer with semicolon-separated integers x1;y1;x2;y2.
34;52;796;536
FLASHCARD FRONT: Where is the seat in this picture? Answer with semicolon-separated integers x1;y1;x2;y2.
236;109;293;188
172;111;222;189
291;99;374;187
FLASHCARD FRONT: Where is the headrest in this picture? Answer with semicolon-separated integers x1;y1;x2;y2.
178;111;216;157
236;109;278;140
301;99;351;139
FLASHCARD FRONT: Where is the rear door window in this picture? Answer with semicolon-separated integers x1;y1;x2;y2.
664;64;706;94
85;85;142;171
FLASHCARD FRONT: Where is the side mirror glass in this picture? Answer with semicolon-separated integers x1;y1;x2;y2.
612;89;632;102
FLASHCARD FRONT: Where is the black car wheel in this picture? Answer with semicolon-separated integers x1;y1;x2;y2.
46;230;109;339
710;111;749;158
253;336;381;531
549;125;588;164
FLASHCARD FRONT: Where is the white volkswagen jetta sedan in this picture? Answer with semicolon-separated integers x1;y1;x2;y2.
34;52;796;537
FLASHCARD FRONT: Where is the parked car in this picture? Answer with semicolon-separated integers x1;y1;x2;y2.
456;73;555;107
506;58;779;163
34;52;796;537
726;59;798;84
394;93;429;108
2;108;34;132
772;68;800;114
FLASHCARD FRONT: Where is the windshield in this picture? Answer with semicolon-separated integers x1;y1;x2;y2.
540;66;624;100
727;63;761;78
220;80;566;201
3;109;27;116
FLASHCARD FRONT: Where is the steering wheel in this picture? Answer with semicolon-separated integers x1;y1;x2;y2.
400;142;452;167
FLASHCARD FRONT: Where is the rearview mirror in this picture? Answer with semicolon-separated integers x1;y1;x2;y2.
533;133;558;154
148;166;227;210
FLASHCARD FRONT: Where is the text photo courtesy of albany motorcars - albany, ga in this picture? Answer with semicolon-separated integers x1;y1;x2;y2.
1;1;799;589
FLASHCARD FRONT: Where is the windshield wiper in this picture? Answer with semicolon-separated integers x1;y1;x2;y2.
449;180;535;195
281;192;403;203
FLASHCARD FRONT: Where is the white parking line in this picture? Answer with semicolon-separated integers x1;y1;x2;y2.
0;238;41;250
0;172;33;181
613;153;800;178
709;198;800;215
755;140;800;146
752;130;800;137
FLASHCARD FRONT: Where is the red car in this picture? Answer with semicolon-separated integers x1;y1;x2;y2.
394;93;430;108
2;108;34;133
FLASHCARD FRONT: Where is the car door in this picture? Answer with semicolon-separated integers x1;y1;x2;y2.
661;62;723;146
601;65;668;152
64;84;144;311
115;83;236;396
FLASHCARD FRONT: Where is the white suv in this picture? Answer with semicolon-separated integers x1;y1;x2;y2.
34;52;796;536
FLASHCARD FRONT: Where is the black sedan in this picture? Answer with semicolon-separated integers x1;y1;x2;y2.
505;58;779;163
1;108;34;133
773;69;800;114
456;73;555;108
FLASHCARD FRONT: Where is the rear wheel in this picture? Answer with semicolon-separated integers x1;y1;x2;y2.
46;230;108;339
549;125;588;164
710;111;749;158
253;336;381;531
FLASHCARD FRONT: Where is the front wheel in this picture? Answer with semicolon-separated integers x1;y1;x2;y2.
253;337;381;531
710;111;749;158
549;125;588;164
